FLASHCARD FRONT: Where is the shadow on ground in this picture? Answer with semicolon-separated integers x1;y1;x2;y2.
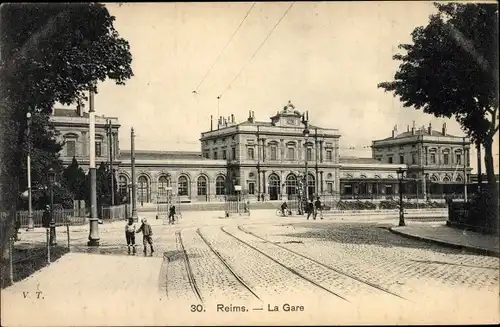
277;221;476;255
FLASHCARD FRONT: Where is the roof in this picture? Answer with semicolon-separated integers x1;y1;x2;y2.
377;128;457;141
120;150;203;160
339;156;381;164
53;108;89;118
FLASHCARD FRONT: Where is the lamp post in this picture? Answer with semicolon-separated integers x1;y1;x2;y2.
26;112;34;231
88;86;100;246
397;167;406;226
48;168;57;245
424;173;430;201
302;112;310;202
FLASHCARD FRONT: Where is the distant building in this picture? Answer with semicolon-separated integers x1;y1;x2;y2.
52;102;474;204
371;122;472;199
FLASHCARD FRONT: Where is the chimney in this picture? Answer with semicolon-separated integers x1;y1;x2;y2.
394;124;398;132
442;123;447;135
76;99;84;117
248;110;252;121
392;125;397;138
231;114;235;123
210;115;213;131
407;125;410;132
428;122;432;135
411;121;415;135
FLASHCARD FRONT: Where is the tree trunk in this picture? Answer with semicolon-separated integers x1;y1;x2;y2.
483;139;499;232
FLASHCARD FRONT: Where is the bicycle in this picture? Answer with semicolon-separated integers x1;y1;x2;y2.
276;208;292;217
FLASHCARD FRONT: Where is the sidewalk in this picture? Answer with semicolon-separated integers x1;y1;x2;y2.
390;223;500;257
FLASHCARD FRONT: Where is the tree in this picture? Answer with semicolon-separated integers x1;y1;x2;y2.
378;3;498;230
0;3;133;254
62;157;86;201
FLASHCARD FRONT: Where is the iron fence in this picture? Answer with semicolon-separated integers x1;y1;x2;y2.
0;208;87;228
224;195;250;216
101;204;131;221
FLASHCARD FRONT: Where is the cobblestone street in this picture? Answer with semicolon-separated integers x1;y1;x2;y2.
2;211;499;325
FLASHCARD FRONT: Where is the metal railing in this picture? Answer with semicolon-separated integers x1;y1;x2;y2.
0;208;87;228
101;204;131;221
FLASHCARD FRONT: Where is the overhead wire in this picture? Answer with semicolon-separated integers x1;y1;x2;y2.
218;1;295;98
192;2;256;94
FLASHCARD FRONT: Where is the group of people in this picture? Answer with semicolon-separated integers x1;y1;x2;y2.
280;196;323;220
124;217;154;254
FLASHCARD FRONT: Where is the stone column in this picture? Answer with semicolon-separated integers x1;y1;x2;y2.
320;141;324;162
320;171;324;194
261;139;266;162
261;170;266;197
298;140;303;161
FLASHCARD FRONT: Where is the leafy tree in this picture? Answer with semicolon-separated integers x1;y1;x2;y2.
62;157;86;201
378;3;498;230
0;3;133;254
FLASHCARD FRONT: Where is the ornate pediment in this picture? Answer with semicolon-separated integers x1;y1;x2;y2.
270;100;304;126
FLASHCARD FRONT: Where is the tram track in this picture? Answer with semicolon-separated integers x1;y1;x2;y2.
236;225;409;302
175;230;203;303
196;228;262;302
220;226;350;302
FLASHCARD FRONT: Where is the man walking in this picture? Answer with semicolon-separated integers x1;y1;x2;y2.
136;218;154;254
314;196;323;220
306;199;314;220
168;205;176;224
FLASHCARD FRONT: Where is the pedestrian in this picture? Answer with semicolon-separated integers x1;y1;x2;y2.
306;199;314;220
42;205;51;228
13;218;21;241
125;218;136;254
314;196;323;220
168;205;176;224
136;218;154;254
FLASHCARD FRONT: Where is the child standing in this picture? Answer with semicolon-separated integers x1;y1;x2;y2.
136;218;154;254
125;218;136;254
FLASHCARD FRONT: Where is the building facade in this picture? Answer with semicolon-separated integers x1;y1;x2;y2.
50;101;470;204
371;122;472;198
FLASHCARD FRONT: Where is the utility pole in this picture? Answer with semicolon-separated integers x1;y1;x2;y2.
463;137;468;202
107;120;115;206
131;127;138;221
477;140;482;191
88;86;99;246
26;112;34;231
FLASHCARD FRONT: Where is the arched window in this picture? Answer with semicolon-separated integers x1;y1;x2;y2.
138;176;149;204
178;176;189;196
158;175;171;196
286;174;297;196
197;176;207;196
119;175;128;199
442;176;450;182
306;174;315;198
216;176;225;195
455;174;463;182
430;175;439;182
268;174;281;200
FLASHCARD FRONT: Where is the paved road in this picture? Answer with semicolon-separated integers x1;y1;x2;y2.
3;211;499;325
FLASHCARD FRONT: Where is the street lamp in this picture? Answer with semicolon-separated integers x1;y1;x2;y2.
302;113;310;202
26;112;34;231
48;167;57;245
397;167;406;226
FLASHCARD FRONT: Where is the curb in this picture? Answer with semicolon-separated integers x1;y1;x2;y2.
388;227;500;258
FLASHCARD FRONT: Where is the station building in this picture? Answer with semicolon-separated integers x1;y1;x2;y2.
50;101;471;203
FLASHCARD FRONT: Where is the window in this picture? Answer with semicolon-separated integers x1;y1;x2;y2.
306;148;312;161
270;146;278;160
456;153;462;165
247;147;255;160
203;152;209;159
222;150;227;160
118;176;128;197
197;176;207;196
443;153;449;165
388;156;393;164
287;147;295;160
66;140;76;157
399;155;404;164
430;153;436;164
248;182;255;195
326;150;333;161
158;176;170;196
178;176;189;196
95;142;102;157
216;176;225;195
411;153;417;165
327;182;333;194
213;151;218;160
232;148;236;160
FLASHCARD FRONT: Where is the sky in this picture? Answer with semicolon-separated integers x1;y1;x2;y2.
59;1;498;174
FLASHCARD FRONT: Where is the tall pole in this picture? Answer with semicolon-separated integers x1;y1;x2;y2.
131;127;138;221
398;169;405;226
477;140;482;191
49;175;56;245
88;86;100;246
26;112;34;230
108;120;115;206
463;137;468;201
